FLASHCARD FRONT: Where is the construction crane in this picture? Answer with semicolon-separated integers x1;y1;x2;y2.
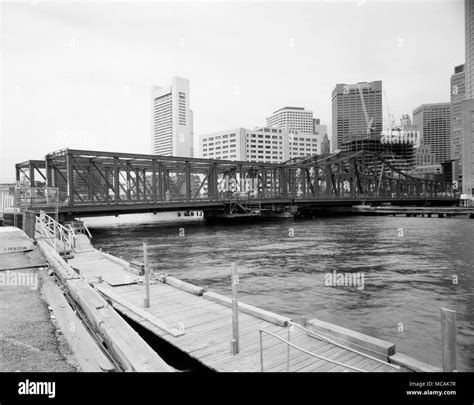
357;83;374;136
383;90;396;129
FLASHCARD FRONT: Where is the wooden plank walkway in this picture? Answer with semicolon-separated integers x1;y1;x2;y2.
68;249;399;372
69;250;137;286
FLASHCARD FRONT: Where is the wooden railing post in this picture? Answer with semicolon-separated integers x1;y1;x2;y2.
287;323;291;372
441;308;457;372
143;243;150;308
230;262;239;355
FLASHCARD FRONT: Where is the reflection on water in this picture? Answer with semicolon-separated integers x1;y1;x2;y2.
85;214;474;371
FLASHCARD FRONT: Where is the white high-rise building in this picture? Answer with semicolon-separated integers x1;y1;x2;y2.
199;126;321;163
266;107;315;134
151;76;193;157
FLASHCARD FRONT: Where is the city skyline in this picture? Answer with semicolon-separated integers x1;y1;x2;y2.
0;0;464;180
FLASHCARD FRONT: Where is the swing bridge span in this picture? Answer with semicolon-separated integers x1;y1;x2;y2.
14;148;457;219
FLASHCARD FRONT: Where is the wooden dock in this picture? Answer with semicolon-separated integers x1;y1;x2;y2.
354;205;474;218
64;247;438;373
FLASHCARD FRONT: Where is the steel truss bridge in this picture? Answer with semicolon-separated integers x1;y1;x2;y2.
15;148;457;219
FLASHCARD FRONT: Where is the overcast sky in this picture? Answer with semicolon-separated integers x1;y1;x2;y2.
0;0;464;180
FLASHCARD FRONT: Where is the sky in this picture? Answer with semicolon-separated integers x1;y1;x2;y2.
0;0;465;181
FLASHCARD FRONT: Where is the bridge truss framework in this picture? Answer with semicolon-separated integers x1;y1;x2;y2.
15;149;454;216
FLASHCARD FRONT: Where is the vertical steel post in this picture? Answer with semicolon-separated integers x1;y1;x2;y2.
66;151;74;207
152;159;157;203
126;164;131;201
113;157;119;204
88;160;94;204
29;163;35;187
326;166;332;198
104;166;109;203
185;161;191;202
135;168;140;200
15;164;21;183
158;163;164;200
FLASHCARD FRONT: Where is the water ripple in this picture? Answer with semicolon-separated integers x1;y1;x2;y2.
86;215;474;371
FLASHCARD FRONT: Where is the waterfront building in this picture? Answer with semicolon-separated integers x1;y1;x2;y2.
266;106;314;134
312;119;329;154
414;144;437;166
409;163;444;180
461;0;474;196
320;134;330;154
151;76;193;157
287;130;321;161
331;81;383;151
451;65;465;182
342;134;415;172
199;126;321;163
199;128;248;161
313;121;328;138
412;103;451;165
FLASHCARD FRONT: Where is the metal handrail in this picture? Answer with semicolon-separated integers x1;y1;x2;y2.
289;322;400;370
68;221;93;240
258;328;367;373
36;212;75;253
36;217;67;252
67;225;77;249
82;222;92;239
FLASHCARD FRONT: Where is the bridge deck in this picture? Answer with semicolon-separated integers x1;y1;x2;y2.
50;196;459;218
68;249;398;372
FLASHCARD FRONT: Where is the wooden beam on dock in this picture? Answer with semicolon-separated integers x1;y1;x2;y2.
389;353;442;372
164;276;205;296
37;240;80;284
95;285;185;338
203;291;291;327
38;241;174;372
306;319;395;361
41;271;116;372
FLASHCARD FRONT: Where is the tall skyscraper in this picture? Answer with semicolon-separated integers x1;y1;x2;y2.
266;107;314;134
413;103;451;164
151;76;193;157
331;81;383;151
465;0;474;99
461;0;474;196
451;64;465;181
